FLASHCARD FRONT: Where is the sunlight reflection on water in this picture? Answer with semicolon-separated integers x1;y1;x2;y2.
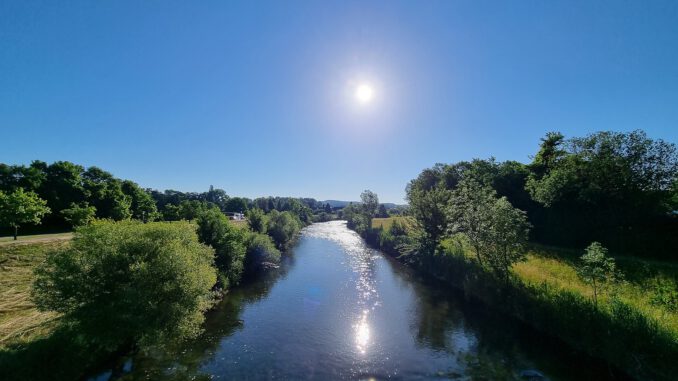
303;221;379;355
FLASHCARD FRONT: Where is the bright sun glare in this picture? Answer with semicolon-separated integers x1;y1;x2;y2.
355;83;374;104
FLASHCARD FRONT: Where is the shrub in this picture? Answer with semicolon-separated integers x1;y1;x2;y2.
266;210;301;249
244;232;281;274
195;209;247;288
577;242;620;307
246;208;267;233
32;220;217;350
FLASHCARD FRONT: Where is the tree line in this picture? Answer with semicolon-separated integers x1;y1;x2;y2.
0;161;336;239
403;130;678;260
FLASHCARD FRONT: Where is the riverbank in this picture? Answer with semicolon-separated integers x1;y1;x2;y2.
355;217;678;381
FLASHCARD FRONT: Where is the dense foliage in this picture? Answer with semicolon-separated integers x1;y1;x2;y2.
266;210;302;249
404;130;678;259
243;232;281;275
0;161;157;234
32;221;217;349
195;209;247;288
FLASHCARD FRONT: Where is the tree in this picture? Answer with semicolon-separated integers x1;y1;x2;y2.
406;169;452;253
61;202;96;228
121;180;159;222
32;220;217;348
195;209;247;288
243;231;281;275
360;190;379;228
484;197;531;283
0;188;51;240
377;204;388;218
448;179;496;265
224;197;250;213
525;130;678;253
38;161;86;223
578;242;619;307
178;200;213;221
246;208;267;233
266;210;301;250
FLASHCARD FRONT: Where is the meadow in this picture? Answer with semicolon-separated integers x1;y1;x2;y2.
0;241;66;348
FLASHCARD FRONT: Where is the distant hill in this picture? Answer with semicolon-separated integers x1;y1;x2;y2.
321;200;355;208
321;200;401;209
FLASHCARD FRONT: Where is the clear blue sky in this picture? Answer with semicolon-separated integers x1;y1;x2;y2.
1;1;677;203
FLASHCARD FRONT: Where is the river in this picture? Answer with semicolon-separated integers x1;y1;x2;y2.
93;221;626;380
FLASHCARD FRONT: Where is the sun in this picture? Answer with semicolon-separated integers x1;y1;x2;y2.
354;83;374;104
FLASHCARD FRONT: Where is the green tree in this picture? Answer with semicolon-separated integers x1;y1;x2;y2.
38;161;86;222
448;179;496;265
32;220;217;348
578;242;619;307
121;180;159;222
243;231;281;275
377;204;388;218
224;197;250;213
360;190;379;229
61;202;96;228
246;208;267;233
0;188;51;240
195;209;247;288
405;167;452;253
266;210;301;250
526;130;678;254
178;200;213;221
484;197;531;283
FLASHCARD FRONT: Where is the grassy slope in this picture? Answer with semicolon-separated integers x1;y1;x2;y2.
0;241;67;348
374;217;678;339
513;244;678;337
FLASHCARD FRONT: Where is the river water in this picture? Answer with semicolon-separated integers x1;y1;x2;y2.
96;221;626;381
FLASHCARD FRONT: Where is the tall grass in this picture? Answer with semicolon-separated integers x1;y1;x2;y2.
432;239;678;380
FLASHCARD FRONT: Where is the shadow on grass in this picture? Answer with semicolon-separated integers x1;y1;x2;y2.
0;325;131;381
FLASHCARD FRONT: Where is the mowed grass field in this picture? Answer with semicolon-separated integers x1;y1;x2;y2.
374;217;678;339
371;217;401;230
0;240;67;348
0;232;73;244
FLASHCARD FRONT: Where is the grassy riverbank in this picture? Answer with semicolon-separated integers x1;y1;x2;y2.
367;217;678;380
0;241;66;348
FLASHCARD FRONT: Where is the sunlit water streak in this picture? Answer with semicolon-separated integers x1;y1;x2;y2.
305;222;379;356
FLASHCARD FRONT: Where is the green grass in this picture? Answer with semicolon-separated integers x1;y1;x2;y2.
372;216;407;230
0;232;73;244
0;241;67;348
439;239;678;339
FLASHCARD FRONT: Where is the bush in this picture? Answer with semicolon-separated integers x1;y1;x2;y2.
32;220;217;350
244;232;281;274
246;208;267;233
266;210;301;249
195;209;247;288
